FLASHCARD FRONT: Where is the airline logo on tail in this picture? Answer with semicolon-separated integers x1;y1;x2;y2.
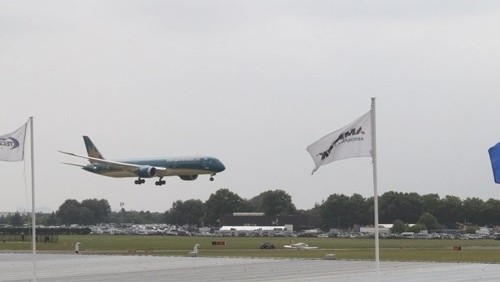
83;136;104;161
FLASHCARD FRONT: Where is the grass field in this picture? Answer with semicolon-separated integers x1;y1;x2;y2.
1;235;500;263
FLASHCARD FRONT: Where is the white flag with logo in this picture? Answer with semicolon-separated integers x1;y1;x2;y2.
307;111;372;174
0;123;27;162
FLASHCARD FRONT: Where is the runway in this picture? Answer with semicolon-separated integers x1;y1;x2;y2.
1;253;500;281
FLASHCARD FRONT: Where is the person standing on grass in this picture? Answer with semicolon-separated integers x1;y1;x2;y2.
75;242;81;254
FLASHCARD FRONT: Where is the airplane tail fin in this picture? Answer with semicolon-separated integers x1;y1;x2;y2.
83;136;105;162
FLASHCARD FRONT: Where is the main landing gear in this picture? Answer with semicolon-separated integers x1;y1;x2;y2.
155;177;166;186
134;177;166;186
134;178;145;185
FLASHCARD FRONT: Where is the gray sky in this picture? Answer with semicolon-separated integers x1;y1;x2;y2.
1;1;500;213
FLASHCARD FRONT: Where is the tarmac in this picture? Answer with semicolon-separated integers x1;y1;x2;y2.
2;253;500;281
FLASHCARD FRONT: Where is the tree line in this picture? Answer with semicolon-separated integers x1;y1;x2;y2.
2;189;500;231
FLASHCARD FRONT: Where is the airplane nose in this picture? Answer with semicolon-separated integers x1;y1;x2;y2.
217;160;225;172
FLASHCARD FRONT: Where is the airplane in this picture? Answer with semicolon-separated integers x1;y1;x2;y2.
283;240;318;250
59;136;225;186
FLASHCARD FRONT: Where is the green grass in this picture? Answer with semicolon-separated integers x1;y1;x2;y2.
1;235;500;263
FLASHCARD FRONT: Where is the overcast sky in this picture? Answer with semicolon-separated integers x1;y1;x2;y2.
1;1;500;213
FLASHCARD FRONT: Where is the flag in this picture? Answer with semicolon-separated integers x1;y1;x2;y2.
307;111;372;174
488;142;500;184
0;122;27;162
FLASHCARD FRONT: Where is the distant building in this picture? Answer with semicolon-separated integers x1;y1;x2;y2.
217;225;293;236
219;213;320;231
476;226;491;236
359;224;392;235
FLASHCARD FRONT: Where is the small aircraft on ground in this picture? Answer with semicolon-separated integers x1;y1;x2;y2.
59;136;225;186
283;240;318;250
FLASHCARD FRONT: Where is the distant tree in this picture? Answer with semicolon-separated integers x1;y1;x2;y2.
165;201;181;225
365;197;374;225
417;212;440;230
57;199;82;225
119;210;152;224
10;212;24;226
203;189;248;226
79;207;96;225
48;189;500;227
421;193;442;215
239;199;256;213
481;199;500;226
379;192;422;223
320;193;370;229
462;197;484;225
143;211;164;223
257;190;296;216
320;194;350;229
56;198;111;225
166;199;204;226
126;211;147;224
347;194;370;226
81;199;111;223
36;212;59;226
248;194;263;211
140;211;155;223
438;195;463;227
391;219;406;234
307;203;322;217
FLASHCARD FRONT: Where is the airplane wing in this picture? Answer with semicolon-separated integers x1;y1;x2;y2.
62;162;86;168
58;150;166;173
283;242;317;250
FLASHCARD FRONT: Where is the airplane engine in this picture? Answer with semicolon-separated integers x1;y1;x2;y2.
136;166;157;178
179;175;198;181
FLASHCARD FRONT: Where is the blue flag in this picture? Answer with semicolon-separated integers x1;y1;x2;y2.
488;143;500;184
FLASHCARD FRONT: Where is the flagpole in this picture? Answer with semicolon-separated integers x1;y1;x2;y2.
371;98;380;280
306;99;379;278
29;117;37;282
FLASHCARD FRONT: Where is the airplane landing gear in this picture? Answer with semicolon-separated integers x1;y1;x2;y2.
155;178;166;186
210;173;215;181
134;178;145;185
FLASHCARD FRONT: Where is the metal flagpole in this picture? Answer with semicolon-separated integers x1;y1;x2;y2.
370;98;380;281
29;117;37;282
